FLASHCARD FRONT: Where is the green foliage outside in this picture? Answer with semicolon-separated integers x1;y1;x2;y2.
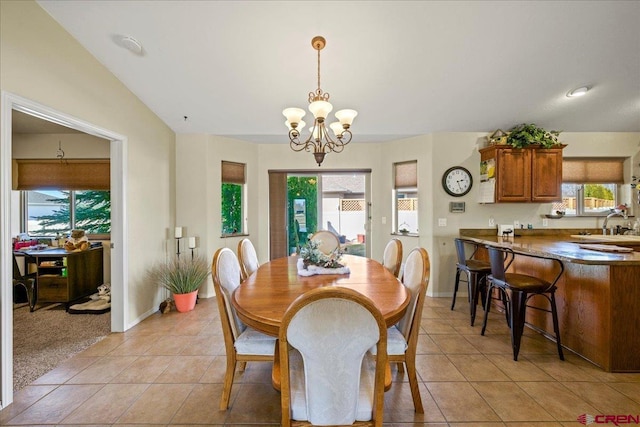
221;183;243;234
584;184;614;200
32;190;110;235
287;176;317;253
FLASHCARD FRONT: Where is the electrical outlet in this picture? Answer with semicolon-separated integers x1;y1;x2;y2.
542;218;549;227
489;217;495;227
514;220;520;229
438;218;447;227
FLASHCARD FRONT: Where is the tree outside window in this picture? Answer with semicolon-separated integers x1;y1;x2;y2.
221;183;243;234
27;190;111;236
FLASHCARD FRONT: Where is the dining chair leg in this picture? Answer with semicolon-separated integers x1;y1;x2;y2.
469;271;483;326
451;269;461;310
220;358;237;410
397;362;404;373
550;292;565;360
238;361;247;371
404;357;424;413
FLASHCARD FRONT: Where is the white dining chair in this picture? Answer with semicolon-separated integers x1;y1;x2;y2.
237;238;259;281
370;247;430;413
211;247;276;410
382;238;403;278
309;230;341;254
279;286;387;427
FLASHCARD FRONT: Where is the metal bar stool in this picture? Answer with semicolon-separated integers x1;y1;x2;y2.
481;245;564;361
451;238;492;326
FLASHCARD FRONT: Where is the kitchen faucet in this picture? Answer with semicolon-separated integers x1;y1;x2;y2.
602;210;628;235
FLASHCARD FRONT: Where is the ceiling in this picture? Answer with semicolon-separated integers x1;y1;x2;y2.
36;1;640;144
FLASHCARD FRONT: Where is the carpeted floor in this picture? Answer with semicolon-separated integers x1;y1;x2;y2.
12;302;111;391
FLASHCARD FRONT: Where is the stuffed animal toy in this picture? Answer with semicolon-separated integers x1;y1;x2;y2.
89;283;110;302
64;229;90;251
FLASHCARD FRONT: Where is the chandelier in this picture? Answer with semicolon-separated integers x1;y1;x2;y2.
283;36;357;166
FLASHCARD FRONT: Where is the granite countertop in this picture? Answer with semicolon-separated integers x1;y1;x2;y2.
459;229;640;266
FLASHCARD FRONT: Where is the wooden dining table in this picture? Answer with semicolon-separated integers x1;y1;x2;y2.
232;254;410;335
231;254;410;390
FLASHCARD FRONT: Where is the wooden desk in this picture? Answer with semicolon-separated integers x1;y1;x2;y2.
232;255;410;336
16;246;104;308
232;255;410;390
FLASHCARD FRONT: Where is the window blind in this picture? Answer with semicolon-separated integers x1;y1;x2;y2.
221;161;246;184
563;158;624;184
394;160;417;189
13;159;110;190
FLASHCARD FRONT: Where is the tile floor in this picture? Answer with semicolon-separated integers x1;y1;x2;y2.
1;296;639;426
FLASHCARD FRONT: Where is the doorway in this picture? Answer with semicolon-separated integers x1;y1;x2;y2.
0;92;127;408
286;171;371;257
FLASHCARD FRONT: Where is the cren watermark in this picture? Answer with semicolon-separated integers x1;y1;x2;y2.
578;414;640;426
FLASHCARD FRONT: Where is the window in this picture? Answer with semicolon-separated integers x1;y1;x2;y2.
561;158;624;216
393;160;418;234
221;161;246;235
25;189;111;236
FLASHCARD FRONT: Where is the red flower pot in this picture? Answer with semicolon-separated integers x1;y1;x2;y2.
173;290;198;312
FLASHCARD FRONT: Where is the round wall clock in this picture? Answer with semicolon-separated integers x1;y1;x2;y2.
442;166;473;197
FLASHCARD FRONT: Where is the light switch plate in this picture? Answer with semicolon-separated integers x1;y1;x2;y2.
497;224;514;236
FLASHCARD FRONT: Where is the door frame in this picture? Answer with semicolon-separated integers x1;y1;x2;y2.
283;169;372;258
0;91;128;408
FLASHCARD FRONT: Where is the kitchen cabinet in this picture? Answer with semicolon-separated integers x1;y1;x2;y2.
479;145;565;203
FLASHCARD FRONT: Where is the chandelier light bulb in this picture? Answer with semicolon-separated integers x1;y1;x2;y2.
282;107;306;126
329;122;344;137
308;100;333;120
335;109;358;127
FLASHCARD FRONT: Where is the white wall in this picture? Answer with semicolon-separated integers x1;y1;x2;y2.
175;134;259;297
1;0;176;326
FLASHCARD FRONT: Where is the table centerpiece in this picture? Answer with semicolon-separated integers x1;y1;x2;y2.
297;239;350;276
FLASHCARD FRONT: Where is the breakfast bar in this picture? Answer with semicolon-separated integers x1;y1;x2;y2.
460;229;640;372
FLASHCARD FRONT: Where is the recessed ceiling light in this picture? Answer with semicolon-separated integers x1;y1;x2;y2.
566;86;589;98
117;35;143;55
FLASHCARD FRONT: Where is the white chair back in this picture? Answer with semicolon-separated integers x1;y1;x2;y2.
396;247;429;338
212;248;246;339
382;238;403;278
238;238;259;280
309;230;340;254
280;287;387;426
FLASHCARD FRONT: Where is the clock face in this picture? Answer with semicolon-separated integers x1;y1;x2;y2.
442;166;473;197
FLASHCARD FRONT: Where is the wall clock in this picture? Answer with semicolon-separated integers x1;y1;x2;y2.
442;166;473;197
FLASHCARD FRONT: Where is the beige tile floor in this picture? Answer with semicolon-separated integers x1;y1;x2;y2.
1;296;639;426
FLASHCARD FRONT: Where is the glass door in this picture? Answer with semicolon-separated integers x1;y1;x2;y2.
288;172;370;257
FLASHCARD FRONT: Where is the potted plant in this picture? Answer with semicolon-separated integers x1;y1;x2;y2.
506;123;562;148
149;255;210;312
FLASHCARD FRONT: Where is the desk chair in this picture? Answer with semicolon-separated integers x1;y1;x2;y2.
237;238;259;281
451;238;492;326
481;245;564;361
309;230;340;255
13;254;36;312
279;286;387;427
211;248;277;410
370;247;430;413
382;238;403;278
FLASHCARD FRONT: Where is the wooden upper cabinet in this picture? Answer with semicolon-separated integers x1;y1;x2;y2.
479;145;565;203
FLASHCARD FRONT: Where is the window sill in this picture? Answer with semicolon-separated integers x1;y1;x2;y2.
392;232;419;237
220;233;249;238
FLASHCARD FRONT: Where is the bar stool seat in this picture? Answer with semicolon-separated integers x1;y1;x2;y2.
481;245;564;361
452;238;492;326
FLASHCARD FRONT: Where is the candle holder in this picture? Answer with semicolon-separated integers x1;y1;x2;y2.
188;237;197;260
176;237;183;258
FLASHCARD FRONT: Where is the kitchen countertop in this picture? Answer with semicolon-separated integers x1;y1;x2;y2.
459;230;640;266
